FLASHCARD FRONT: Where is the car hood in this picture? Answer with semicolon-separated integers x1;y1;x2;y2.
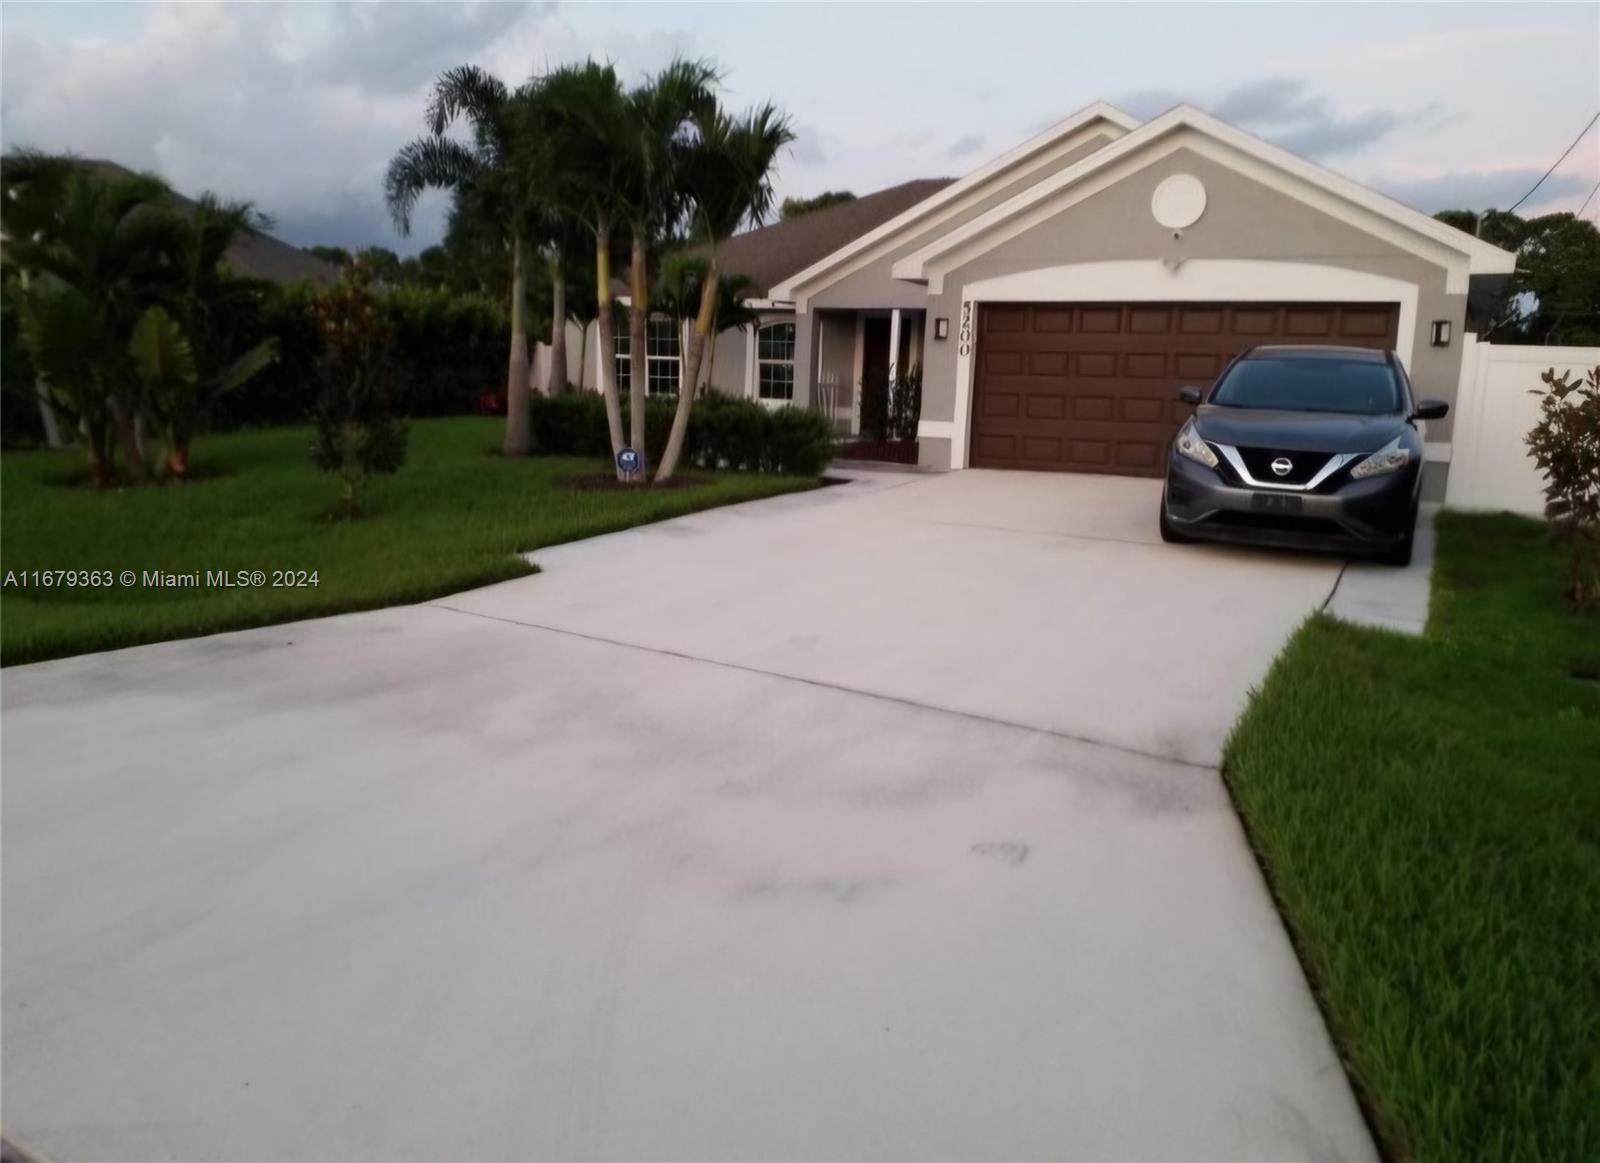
1192;406;1411;453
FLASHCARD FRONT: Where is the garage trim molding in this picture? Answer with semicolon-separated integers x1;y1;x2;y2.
892;106;1516;296
771;102;1140;307
931;259;1421;469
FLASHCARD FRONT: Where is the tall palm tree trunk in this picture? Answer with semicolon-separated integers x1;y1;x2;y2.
576;320;588;395
503;231;531;456
111;394;148;483
546;254;568;394
656;261;717;481
702;304;719;398
626;230;650;482
593;223;627;478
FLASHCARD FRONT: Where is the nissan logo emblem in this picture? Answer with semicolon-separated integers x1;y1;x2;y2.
1271;457;1294;477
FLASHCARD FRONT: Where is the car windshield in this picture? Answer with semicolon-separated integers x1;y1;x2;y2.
1209;356;1401;414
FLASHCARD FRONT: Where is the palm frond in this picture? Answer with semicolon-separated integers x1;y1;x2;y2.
385;136;481;235
426;64;509;136
212;337;279;396
130;305;197;392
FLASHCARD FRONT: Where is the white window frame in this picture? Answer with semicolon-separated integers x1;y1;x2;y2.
613;318;682;396
755;321;796;403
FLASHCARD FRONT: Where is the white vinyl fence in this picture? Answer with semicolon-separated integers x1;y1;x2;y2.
1445;335;1600;516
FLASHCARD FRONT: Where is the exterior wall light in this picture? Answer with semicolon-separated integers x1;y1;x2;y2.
934;317;949;340
1430;319;1451;347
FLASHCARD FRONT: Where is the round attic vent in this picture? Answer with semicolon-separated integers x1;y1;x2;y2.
1151;174;1207;229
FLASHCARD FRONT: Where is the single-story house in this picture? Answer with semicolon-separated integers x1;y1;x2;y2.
552;101;1517;499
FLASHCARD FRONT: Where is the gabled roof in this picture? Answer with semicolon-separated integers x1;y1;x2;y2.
713;179;956;297
889;105;1518;295
85;159;340;286
770;102;1140;302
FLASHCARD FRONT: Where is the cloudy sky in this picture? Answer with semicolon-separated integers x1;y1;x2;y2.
3;2;1597;255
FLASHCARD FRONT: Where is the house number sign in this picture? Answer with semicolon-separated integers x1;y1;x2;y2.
958;301;973;356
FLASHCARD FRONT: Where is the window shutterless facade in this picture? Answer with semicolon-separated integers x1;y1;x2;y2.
757;322;795;401
615;320;682;396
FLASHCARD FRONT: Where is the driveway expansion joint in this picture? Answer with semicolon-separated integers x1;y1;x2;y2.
425;600;1217;773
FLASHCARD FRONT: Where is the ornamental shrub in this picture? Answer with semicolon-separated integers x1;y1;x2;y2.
529;392;832;476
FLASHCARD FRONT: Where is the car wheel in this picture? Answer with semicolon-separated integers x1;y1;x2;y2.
1159;497;1189;544
1381;511;1416;567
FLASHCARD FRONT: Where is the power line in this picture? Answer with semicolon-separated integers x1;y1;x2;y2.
1504;110;1599;214
1577;178;1600;220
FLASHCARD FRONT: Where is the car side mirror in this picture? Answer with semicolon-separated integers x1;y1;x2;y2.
1177;386;1202;406
1412;398;1449;421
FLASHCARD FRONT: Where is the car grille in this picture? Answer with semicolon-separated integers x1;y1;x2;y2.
1236;447;1334;487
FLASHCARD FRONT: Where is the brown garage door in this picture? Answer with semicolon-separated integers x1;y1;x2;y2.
969;302;1400;475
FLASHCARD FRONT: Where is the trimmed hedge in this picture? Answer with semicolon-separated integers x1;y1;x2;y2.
212;282;508;431
530;392;834;476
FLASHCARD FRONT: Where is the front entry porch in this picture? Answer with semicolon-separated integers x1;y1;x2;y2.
805;307;926;438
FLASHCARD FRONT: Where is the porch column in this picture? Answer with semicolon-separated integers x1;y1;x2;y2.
887;307;902;384
794;310;817;409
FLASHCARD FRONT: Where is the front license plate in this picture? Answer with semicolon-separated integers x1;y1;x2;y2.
1251;492;1303;514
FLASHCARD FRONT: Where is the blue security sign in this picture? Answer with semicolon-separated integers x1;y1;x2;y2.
616;447;641;475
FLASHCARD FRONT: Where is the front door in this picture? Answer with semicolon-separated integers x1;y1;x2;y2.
862;317;891;389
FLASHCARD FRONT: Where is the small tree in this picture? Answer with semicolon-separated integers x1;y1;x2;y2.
1526;365;1600;604
311;273;408;518
889;366;923;443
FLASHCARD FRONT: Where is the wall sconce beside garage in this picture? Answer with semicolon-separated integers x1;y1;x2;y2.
934;317;949;340
1430;319;1451;347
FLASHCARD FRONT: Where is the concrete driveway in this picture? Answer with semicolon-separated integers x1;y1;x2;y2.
2;470;1374;1162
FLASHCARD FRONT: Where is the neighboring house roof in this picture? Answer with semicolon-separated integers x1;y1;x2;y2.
887;105;1518;295
84;159;340;286
714;178;957;297
770;102;1140;302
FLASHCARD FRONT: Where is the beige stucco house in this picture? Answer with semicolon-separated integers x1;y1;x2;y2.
552;101;1517;498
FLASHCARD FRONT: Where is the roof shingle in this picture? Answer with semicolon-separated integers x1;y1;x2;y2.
711;178;955;297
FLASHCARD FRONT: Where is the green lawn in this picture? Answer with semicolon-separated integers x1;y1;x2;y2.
1225;512;1600;1163
0;417;818;665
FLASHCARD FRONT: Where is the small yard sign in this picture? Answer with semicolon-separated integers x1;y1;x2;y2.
616;447;641;477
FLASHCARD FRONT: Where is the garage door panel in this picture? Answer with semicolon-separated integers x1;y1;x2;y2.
1080;309;1122;333
1129;309;1173;334
1174;353;1222;379
985;306;1028;333
1119;397;1164;424
981;393;1020;418
1069;440;1110;465
1179;309;1224;334
1072;396;1114;421
1230;309;1278;335
970;300;1401;475
1033;307;1074;332
1023;436;1063;461
1124;352;1168;378
1116;443;1162;470
1338;310;1393;338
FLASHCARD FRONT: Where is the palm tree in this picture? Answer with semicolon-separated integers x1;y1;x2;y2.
703;271;760;396
656;102;793;481
385;65;545;456
3;153;180;483
615;60;718;478
537;61;632;473
135;195;280;476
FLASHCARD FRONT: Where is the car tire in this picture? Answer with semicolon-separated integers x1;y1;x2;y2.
1381;510;1417;567
1159;498;1189;544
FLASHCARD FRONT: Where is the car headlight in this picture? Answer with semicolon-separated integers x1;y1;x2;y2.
1349;436;1412;480
1174;417;1218;469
